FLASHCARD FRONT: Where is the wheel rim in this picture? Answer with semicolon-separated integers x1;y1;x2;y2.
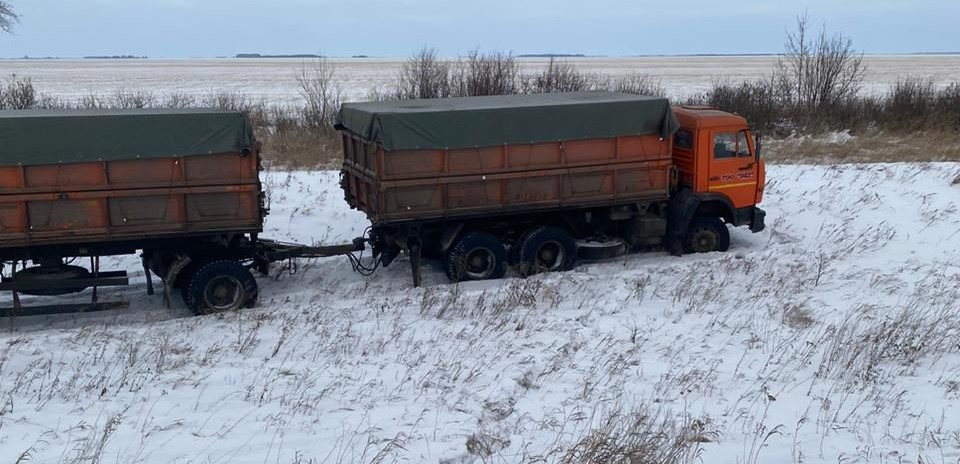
464;247;496;279
689;227;719;253
203;275;244;312
534;241;565;271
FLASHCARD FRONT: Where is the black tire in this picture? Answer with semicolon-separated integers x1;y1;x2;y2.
517;226;577;277
184;260;258;314
508;228;535;266
684;217;730;253
445;232;507;282
576;239;626;261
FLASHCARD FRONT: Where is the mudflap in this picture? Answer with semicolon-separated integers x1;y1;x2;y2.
665;188;701;256
750;207;767;233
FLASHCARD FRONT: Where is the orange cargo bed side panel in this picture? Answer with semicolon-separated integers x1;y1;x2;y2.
0;152;262;250
341;133;673;225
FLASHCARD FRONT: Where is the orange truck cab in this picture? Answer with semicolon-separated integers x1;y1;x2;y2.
671;105;766;231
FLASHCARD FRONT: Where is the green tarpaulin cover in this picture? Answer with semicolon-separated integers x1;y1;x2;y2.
0;108;255;166
336;91;679;151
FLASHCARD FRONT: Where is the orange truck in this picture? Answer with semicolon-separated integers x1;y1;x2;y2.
0;93;765;316
337;92;765;286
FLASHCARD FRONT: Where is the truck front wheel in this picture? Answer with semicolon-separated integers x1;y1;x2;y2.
446;232;507;282
184;260;258;314
685;217;730;253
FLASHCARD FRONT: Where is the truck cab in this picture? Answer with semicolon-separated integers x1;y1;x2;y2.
671;106;766;233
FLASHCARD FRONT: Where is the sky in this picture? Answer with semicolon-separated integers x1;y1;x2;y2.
1;0;958;58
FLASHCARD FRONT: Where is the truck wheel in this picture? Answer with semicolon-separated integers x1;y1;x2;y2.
184;260;258;315
517;226;577;277
684;217;730;253
446;232;507;282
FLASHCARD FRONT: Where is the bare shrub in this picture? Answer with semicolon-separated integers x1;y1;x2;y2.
396;47;452;99
0;74;36;109
612;73;665;97
201;91;270;127
296;56;342;128
523;57;599;93
700;79;783;133
774;13;865;110
78;93;106;109
161;92;198;108
557;406;713;464
881;77;937;131
0;1;17;34
936;82;960;131
452;49;520;97
111;89;157;108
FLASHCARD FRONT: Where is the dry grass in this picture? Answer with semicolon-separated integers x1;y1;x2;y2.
765;130;960;163
551;405;715;464
261;127;342;169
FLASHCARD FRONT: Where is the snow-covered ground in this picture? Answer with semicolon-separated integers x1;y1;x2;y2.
2;163;960;463
1;55;959;104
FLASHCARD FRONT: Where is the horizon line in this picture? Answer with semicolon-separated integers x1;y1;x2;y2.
3;51;960;60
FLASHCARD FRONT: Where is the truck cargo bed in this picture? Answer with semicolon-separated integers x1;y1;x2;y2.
337;92;677;225
0;109;262;252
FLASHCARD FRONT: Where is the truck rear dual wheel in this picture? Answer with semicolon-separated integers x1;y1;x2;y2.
684;217;731;253
516;226;577;277
445;232;507;282
182;260;258;315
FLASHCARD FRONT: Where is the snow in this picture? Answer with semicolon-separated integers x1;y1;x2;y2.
1;55;958;104
2;163;960;463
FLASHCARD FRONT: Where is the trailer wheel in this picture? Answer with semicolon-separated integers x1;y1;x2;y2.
184;260;258;314
684;217;730;253
517;226;577;277
446;232;507;282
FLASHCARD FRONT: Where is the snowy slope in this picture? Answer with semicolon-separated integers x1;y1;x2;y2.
2;163;960;464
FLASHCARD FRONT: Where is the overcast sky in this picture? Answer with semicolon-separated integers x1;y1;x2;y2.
1;0;958;58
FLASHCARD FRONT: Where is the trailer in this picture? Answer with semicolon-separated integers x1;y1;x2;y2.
336;92;766;286
0;109;361;316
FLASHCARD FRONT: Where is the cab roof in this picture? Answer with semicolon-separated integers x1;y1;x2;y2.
672;105;749;130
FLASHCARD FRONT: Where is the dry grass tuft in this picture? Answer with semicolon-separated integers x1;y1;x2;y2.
555;406;715;464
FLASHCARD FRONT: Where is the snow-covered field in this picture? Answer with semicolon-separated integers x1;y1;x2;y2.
2;162;960;463
1;55;959;104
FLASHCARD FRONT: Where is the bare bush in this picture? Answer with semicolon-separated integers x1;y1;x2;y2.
0;74;36;109
523;57;599;93
0;1;17;34
396;47;452;99
882;77;937;131
201;91;270;127
161;91;198;108
699;79;782;132
111;89;157;108
612;73;665;97
296;56;342;128
452;49;520;96
774;13;865;110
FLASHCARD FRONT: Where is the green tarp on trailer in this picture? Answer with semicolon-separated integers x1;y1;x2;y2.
336;91;679;151
0;108;255;166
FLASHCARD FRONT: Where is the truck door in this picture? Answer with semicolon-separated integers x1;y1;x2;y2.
707;129;758;208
